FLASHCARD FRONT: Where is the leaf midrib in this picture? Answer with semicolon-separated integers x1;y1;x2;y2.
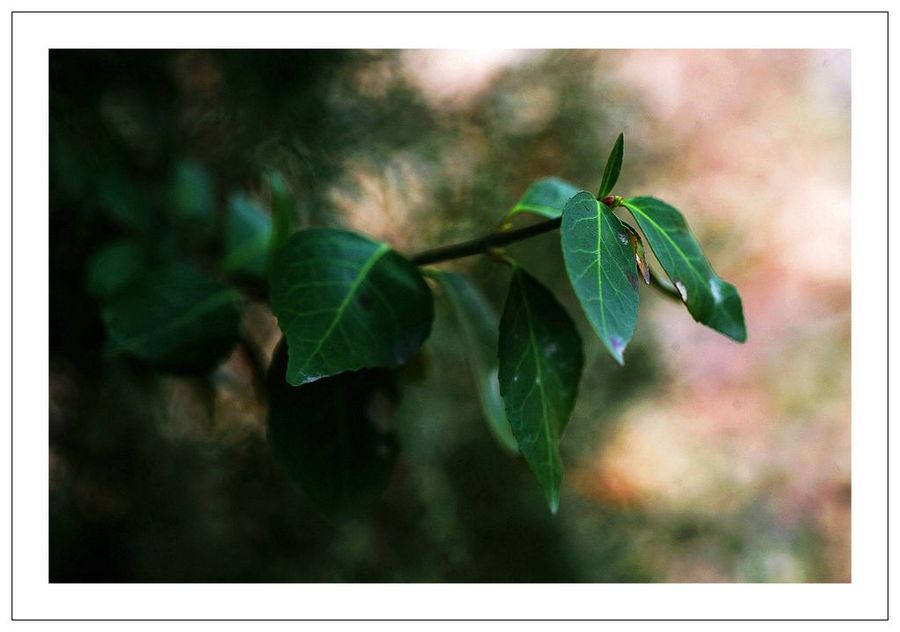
296;243;391;373
515;271;555;483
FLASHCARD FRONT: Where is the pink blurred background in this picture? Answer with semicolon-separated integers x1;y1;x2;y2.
340;49;851;581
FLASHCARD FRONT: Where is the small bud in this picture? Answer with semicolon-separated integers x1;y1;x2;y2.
600;195;616;206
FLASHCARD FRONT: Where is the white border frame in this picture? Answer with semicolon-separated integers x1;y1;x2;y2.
7;9;889;621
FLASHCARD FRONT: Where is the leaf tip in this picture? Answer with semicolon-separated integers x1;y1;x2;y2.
729;324;748;343
547;491;560;515
608;335;627;365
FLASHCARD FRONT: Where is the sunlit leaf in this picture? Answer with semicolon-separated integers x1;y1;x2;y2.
267;342;398;519
270;228;434;386
101;262;242;373
436;270;517;453
497;266;583;513
561;191;640;364
597;133;624;198
622;196;746;342
502;177;580;224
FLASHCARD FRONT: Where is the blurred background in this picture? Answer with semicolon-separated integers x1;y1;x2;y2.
49;49;850;582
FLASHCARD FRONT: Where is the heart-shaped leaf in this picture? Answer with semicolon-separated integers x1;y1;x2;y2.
497;266;584;513
622;196;746;342
597;133;624;198
270;228;434;386
501;177;580;224
561;191;640;364
267;341;398;519
436;270;517;453
101;261;242;374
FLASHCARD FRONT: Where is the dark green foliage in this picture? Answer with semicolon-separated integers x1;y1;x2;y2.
101;262;242;374
267;171;295;272
270;228;434;386
267;342;399;519
85;241;147;299
221;193;273;278
497;267;584;513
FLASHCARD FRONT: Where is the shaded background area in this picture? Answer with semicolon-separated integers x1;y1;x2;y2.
49;49;850;582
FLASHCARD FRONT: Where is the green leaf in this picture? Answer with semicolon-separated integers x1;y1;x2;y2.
436;271;517;453
221;193;273;278
169;160;215;223
267;171;294;272
561;191;640;364
502;177;581;223
97;171;154;233
622;196;746;342
270;228;434;386
101;262;242;373
85;241;147;299
497;266;584;513
267;341;398;519
597;133;624;198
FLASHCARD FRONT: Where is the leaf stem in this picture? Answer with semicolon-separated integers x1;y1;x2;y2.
409;217;679;301
410;217;562;266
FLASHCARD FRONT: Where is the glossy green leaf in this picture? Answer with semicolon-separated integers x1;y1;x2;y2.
101;262;242;373
502;177;580;223
597;133;624;198
436;271;517;453
497;267;584;513
622;196;746;342
270;228;434;386
85;241;147;298
221;193;272;278
267;342;398;519
561;191;640;364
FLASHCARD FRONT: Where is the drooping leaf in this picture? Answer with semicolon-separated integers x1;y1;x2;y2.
497;266;584;513
622;196;746;342
101;261;242;373
621;222;651;286
597;133;624;199
561;191;640;364
501;177;580;224
85;240;147;299
270;228;434;386
436;270;517;453
221;193;272;278
267;171;294;272
267;341;398;519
